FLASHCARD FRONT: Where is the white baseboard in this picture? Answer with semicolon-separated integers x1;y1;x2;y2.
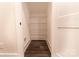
0;53;18;57
46;40;63;57
0;40;31;57
24;40;31;52
46;40;52;56
55;53;63;57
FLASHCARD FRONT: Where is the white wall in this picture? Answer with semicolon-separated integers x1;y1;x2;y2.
0;3;30;56
0;3;17;56
15;3;30;56
47;3;52;55
53;2;79;57
47;3;57;57
22;3;31;52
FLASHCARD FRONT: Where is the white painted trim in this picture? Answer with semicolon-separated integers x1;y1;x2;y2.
55;53;63;57
46;40;57;57
59;12;79;18
24;40;31;52
0;53;18;57
46;40;51;54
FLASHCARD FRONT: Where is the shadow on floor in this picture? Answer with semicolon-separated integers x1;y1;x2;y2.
24;40;51;57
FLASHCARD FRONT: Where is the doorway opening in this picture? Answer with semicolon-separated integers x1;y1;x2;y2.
22;2;52;57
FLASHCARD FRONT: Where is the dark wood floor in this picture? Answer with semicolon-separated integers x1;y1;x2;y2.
24;40;51;57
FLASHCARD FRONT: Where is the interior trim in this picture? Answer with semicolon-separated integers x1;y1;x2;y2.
24;40;31;52
0;53;18;57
